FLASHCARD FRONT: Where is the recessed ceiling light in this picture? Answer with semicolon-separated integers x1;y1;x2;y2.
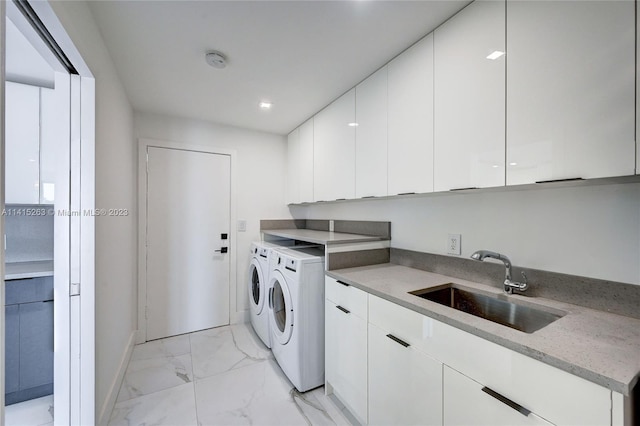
347;122;359;127
259;101;273;110
509;162;518;166
205;51;227;69
486;50;505;60
492;165;499;168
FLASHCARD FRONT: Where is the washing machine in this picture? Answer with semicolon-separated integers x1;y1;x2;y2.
268;246;325;392
248;241;292;348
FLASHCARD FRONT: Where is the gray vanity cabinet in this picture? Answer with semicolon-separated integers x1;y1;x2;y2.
5;304;20;394
4;276;54;405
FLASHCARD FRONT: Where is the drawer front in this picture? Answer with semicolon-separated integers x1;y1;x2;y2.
368;292;433;350
369;294;611;426
431;316;611;426
444;366;554;426
325;276;367;319
368;323;443;426
5;276;54;305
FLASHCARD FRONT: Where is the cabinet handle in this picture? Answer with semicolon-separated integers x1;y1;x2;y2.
336;305;350;314
535;177;583;184
386;334;410;348
396;192;415;196
337;280;350;287
481;387;531;417
449;187;478;191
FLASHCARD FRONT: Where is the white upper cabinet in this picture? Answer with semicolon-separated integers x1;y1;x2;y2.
39;74;69;204
286;118;314;204
434;0;505;191
286;127;301;204
313;89;356;201
506;0;635;185
6;81;40;204
388;34;434;196
298;118;314;202
355;67;388;198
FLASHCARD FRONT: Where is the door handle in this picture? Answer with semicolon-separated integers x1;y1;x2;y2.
481;387;532;417
386;334;410;348
336;305;350;314
269;288;274;309
215;247;228;253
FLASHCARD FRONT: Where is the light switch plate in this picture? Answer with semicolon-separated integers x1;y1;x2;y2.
237;220;247;232
447;233;461;255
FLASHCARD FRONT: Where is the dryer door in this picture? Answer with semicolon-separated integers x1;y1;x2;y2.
269;270;294;345
248;258;265;315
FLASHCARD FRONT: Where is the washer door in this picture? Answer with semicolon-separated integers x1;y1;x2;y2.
248;258;265;315
270;270;294;345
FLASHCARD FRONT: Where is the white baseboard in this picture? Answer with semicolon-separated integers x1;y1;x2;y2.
97;330;137;426
232;309;250;325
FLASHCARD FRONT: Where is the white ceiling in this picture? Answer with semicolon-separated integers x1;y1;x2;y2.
88;0;470;135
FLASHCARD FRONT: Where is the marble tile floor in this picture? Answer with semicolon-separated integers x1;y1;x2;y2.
5;394;54;426
108;323;353;426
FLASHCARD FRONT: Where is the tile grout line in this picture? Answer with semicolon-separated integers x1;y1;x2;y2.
189;332;201;426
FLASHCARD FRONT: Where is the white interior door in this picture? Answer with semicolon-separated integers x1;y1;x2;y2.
146;146;231;341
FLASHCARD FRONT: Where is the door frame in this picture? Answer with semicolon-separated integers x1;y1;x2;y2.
137;138;237;343
1;0;96;424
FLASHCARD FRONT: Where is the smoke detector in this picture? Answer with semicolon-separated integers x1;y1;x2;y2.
205;51;227;69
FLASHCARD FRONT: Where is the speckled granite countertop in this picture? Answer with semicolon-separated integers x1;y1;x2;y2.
263;229;388;245
327;263;640;396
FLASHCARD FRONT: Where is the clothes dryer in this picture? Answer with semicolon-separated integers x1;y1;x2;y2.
268;246;325;391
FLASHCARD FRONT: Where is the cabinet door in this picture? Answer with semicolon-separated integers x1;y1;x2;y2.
313;89;356;201
5;304;20;394
355;67;388;198
388;34;434;196
286;127;300;204
5;81;40;204
19;301;54;389
506;0;635;185
434;0;505;191
368;323;442;426
444;366;553;426
39;72;70;204
298;118;314;203
325;300;367;424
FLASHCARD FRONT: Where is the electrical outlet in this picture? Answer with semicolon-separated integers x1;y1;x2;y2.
447;234;461;255
329;220;335;232
237;220;247;232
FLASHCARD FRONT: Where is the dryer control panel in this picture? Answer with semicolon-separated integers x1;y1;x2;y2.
285;258;297;272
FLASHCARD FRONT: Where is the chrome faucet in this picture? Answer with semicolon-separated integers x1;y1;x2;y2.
470;250;528;294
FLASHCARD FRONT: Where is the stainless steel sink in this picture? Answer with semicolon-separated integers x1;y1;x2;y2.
409;284;566;333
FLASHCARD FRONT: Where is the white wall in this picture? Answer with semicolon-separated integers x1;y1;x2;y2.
47;2;137;423
292;182;640;286
135;112;291;320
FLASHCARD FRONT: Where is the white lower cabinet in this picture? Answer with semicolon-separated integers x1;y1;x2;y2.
368;323;442;426
326;287;621;425
444;366;553;426
325;278;367;424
